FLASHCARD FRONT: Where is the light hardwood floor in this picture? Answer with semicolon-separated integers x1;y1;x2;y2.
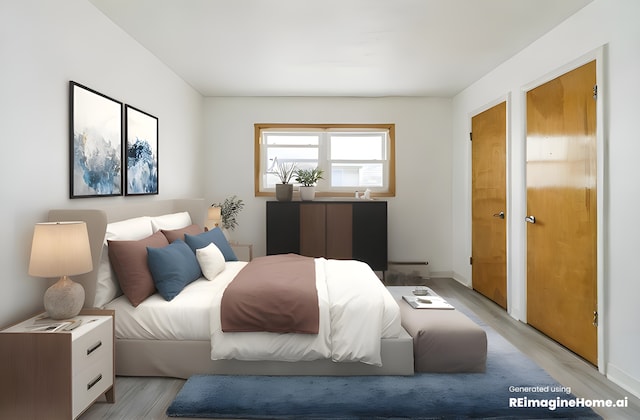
80;278;640;419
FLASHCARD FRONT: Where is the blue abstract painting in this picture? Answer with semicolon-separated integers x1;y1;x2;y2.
125;105;158;195
70;82;123;198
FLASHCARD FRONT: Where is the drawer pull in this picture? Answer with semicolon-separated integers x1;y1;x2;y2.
87;341;102;355
87;374;102;390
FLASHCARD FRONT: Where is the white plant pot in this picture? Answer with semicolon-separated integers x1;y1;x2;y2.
299;186;316;201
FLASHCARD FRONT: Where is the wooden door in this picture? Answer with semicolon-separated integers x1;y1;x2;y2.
471;101;507;309
526;61;597;365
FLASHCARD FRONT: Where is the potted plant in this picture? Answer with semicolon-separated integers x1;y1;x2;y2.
274;162;296;201
212;195;244;237
294;167;324;201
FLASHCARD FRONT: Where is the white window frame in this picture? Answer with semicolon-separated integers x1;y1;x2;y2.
255;123;395;198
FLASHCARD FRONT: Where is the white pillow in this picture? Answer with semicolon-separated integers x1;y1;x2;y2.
151;212;192;232
105;216;154;242
196;243;226;280
94;250;121;308
95;216;154;308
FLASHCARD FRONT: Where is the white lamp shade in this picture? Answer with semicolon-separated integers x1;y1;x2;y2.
28;221;93;278
206;206;222;230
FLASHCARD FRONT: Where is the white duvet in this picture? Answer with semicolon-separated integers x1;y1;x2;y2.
107;258;403;366
209;258;403;366
106;262;247;340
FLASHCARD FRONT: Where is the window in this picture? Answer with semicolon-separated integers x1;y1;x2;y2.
255;124;395;197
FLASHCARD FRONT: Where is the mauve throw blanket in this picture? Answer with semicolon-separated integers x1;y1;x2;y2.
220;254;319;334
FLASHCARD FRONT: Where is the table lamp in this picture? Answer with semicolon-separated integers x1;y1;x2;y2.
28;221;93;319
205;206;222;231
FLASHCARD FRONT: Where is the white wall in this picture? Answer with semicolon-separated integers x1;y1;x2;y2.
204;97;453;274
0;0;204;327
451;0;640;398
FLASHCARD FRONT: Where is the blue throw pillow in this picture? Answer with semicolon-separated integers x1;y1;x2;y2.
147;240;202;301
184;227;238;261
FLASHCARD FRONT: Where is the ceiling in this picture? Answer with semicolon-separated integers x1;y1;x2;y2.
89;0;592;97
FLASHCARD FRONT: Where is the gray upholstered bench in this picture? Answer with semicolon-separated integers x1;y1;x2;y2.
388;286;487;373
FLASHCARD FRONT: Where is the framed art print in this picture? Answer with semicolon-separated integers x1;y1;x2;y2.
125;105;158;195
69;81;123;198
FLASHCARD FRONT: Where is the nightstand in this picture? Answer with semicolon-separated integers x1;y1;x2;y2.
0;308;115;420
230;241;253;261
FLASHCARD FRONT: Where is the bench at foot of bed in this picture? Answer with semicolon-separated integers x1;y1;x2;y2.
388;286;487;373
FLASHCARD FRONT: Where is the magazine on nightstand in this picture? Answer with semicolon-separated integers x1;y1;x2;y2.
402;295;454;310
29;315;83;332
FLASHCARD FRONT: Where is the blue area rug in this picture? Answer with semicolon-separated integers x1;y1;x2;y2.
167;296;602;419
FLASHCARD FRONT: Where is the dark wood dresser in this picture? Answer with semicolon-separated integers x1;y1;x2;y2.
266;201;387;271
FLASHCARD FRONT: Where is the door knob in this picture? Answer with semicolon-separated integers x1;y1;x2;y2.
493;211;505;219
525;215;536;224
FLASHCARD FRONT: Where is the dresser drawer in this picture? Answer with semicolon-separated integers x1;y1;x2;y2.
72;317;112;374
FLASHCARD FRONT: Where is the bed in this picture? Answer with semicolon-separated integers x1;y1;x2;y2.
48;199;414;379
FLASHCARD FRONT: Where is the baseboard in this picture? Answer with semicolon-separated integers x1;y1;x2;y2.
607;362;640;400
452;271;471;288
430;270;455;279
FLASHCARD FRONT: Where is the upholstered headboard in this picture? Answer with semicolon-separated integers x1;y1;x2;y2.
48;198;206;307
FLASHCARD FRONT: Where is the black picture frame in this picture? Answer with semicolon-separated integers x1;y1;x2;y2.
69;81;123;198
125;105;159;196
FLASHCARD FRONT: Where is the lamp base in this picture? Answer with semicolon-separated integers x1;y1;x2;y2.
44;275;85;319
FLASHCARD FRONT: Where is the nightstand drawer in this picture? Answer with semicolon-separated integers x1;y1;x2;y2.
72;317;112;374
72;355;113;418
